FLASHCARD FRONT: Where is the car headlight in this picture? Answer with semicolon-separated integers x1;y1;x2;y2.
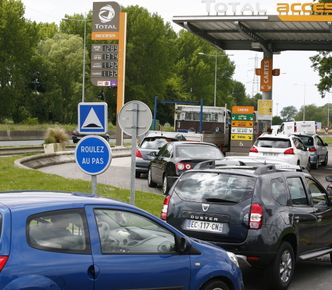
227;251;239;268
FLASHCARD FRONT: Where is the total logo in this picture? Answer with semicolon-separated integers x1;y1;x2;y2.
99;4;115;23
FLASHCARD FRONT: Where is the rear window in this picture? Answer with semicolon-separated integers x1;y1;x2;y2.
140;138;169;149
255;138;291;148
174;172;256;203
297;136;314;146
175;145;223;159
27;210;90;253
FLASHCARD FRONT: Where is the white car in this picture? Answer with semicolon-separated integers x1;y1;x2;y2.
249;134;310;168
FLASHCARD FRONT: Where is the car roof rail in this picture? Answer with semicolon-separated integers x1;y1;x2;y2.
194;159;246;170
254;164;277;175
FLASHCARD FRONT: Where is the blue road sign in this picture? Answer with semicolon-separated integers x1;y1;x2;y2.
78;102;108;134
75;135;112;175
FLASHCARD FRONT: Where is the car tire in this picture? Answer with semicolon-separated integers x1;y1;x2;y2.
147;168;157;188
162;175;169;195
306;159;311;172
201;280;230;290
322;153;328;166
268;242;295;290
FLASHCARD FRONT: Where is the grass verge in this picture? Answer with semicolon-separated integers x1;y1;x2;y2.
0;155;163;216
321;136;332;145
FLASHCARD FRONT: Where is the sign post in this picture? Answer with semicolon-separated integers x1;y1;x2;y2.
75;136;112;195
118;100;152;205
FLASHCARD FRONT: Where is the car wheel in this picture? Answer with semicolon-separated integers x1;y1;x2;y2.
147;168;157;188
162;175;169;195
135;171;141;178
322;153;328;166
306;159;311;172
268;242;295;290
201;280;229;290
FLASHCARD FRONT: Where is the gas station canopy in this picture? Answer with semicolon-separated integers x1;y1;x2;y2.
173;15;332;52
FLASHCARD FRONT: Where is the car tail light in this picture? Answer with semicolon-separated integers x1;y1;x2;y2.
284;148;294;155
161;195;171;220
249;146;258;153
249;203;263;229
135;149;142;158
0;256;8;271
309;147;317;152
176;162;192;171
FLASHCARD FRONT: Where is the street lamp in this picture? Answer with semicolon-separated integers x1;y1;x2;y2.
62;15;87;103
198;52;232;107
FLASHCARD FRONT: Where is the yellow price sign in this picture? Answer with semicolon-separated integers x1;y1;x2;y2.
231;134;253;141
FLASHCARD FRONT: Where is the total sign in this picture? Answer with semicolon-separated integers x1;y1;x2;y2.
75;136;112;175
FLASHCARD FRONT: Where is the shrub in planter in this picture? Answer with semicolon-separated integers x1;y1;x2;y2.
43;127;69;153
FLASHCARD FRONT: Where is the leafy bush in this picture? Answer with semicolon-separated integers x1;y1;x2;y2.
25;117;39;125
44;127;69;144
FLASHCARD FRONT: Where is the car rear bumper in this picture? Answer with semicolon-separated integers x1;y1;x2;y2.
309;154;318;164
135;159;150;173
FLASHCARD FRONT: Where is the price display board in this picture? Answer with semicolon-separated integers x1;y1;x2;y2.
91;44;118;87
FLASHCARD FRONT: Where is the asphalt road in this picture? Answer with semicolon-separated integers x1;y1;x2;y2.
39;148;332;290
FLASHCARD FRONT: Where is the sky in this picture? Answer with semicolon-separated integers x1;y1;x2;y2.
22;0;329;116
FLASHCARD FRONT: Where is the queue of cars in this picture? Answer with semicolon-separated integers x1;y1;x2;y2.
134;130;331;290
20;129;328;290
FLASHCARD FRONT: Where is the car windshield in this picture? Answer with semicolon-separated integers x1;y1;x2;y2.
140;138;169;149
175;145;223;159
297;136;314;146
255;138;291;148
174;172;256;203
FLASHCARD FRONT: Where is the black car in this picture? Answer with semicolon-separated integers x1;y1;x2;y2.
135;136;179;178
148;141;224;194
162;161;332;290
72;129;110;144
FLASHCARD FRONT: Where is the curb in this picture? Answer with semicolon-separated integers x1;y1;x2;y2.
15;147;131;170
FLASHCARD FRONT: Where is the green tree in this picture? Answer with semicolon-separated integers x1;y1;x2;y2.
124;6;177;108
310;0;332;97
174;30;235;107
0;0;39;122
272;116;283;125
280;105;298;121
33;33;85;123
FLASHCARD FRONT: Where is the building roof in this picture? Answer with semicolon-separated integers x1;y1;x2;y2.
173;15;332;52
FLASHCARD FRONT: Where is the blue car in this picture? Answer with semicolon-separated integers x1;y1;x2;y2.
0;191;243;290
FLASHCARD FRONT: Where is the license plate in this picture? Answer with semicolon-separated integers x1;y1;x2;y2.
184;220;225;233
263;153;278;156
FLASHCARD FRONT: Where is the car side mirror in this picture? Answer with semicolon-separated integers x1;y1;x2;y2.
175;236;191;253
324;143;328;146
326;176;332;183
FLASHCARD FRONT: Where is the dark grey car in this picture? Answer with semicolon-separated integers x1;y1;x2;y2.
162;162;332;290
148;141;224;194
135;136;178;178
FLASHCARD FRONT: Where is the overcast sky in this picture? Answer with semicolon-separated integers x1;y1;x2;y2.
22;0;329;116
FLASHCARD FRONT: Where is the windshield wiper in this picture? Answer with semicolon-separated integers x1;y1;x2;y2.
204;197;237;203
